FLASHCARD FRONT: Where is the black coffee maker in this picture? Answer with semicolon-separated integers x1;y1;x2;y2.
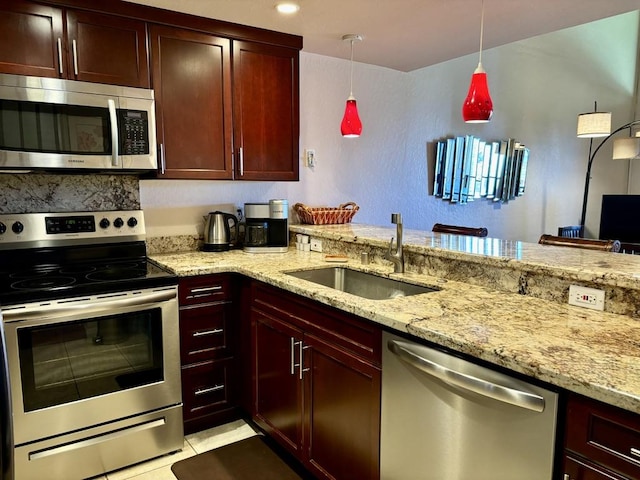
243;199;289;253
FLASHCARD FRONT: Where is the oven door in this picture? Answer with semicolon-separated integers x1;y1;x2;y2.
1;285;181;447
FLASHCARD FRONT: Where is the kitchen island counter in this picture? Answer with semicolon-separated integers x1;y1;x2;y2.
149;224;640;415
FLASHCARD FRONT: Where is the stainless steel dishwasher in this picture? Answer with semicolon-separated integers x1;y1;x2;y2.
381;332;559;480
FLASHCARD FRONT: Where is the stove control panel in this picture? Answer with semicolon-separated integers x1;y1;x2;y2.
0;210;146;249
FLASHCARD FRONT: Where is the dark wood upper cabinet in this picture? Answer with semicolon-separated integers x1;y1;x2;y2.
0;0;301;181
0;1;64;78
233;41;300;181
0;1;149;88
65;10;149;87
150;25;233;180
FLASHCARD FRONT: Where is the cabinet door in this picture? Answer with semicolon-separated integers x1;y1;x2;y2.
150;25;233;179
304;333;381;480
232;41;299;181
66;10;149;88
0;1;64;78
252;309;303;457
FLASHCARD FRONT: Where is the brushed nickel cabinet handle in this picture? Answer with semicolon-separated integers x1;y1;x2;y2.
195;384;224;396
72;39;78;76
192;328;223;337
239;147;244;176
190;285;223;294
159;143;165;174
300;343;310;379
57;38;64;74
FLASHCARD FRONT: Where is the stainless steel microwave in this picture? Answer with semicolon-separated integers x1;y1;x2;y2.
0;74;156;172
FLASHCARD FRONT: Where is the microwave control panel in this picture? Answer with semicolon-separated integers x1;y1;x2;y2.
118;109;150;155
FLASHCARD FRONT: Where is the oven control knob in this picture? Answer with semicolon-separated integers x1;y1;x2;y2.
99;218;110;229
113;217;124;228
12;221;23;234
0;222;5;234
127;217;138;228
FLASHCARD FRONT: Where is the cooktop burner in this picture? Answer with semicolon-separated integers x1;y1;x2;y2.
0;210;177;306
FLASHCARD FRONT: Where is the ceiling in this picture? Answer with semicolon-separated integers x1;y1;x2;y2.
124;0;640;72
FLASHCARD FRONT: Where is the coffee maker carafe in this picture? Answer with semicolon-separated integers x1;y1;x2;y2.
243;199;288;253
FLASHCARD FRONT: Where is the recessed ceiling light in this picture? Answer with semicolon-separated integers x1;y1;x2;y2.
276;2;300;14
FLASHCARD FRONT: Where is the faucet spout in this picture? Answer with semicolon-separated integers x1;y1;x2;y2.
385;213;404;273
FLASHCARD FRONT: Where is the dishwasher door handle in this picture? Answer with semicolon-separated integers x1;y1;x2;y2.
388;339;546;413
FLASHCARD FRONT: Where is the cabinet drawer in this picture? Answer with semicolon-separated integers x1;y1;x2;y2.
182;359;235;420
564;453;630;480
565;394;640;479
180;302;231;364
179;275;231;305
251;281;381;365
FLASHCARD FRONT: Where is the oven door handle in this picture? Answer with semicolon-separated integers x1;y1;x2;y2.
2;289;176;323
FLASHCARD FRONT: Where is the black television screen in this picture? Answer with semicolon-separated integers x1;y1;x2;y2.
599;195;640;242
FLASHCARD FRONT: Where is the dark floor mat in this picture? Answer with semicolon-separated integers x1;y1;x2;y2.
171;436;305;480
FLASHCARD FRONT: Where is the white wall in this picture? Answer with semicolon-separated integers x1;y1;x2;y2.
140;11;639;242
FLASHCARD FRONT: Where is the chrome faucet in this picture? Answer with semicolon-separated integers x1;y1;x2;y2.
385;213;404;273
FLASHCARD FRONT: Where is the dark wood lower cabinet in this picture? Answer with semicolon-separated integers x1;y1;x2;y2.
251;281;381;480
179;274;240;433
563;393;640;480
304;333;381;480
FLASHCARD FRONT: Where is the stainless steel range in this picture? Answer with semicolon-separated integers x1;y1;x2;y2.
0;210;183;480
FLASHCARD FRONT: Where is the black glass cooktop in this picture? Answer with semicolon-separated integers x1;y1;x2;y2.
0;242;177;306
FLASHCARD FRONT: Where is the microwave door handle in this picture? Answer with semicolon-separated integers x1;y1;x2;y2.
108;99;119;167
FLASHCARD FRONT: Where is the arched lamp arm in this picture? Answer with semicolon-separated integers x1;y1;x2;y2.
579;119;640;232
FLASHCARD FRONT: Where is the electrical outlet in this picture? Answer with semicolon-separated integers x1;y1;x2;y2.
305;149;316;168
568;285;605;311
310;238;323;252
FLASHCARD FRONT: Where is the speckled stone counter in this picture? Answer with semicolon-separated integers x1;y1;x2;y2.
149;224;640;415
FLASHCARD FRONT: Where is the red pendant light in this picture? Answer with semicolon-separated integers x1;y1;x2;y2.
341;34;363;138
462;0;493;123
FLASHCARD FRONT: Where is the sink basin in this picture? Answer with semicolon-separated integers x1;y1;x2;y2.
285;267;438;300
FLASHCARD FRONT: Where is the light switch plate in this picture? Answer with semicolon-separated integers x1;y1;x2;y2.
310;238;323;252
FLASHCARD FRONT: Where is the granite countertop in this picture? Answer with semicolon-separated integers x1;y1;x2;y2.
149;223;640;415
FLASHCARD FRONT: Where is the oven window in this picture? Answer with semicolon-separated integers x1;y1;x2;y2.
17;308;163;412
0;99;112;155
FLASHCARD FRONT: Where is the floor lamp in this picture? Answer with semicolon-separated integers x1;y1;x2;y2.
577;113;640;236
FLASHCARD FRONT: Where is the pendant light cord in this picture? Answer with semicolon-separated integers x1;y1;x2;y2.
478;0;485;66
349;39;355;97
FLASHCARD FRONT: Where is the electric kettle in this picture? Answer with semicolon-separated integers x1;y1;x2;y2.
203;211;239;251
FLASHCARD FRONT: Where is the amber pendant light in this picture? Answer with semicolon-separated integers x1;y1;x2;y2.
341;34;363;137
462;0;493;123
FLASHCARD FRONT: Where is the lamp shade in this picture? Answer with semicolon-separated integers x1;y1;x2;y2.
612;137;640;160
341;96;362;138
577;112;611;138
462;66;493;123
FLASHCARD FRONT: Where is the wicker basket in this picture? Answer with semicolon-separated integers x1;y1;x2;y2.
293;202;359;225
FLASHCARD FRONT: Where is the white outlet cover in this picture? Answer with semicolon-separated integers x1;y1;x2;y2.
568;285;605;311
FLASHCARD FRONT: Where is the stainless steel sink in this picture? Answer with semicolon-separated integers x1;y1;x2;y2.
285;267;438;300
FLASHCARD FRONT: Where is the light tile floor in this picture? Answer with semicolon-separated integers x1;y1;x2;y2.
92;419;259;480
